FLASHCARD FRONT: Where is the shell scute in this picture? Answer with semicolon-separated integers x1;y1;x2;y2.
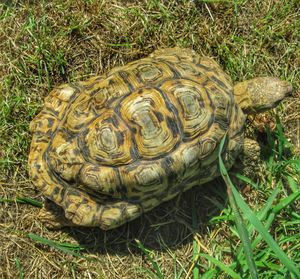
83;109;134;165
118;87;180;158
160;79;213;140
78;164;121;196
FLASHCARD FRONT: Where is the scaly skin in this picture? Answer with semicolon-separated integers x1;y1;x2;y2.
233;77;292;113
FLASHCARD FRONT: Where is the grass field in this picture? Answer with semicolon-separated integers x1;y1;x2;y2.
0;0;299;278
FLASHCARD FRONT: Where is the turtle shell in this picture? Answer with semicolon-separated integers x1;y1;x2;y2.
28;48;245;229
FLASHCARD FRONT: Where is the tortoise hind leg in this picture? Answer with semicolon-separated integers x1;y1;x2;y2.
230;138;261;182
94;200;143;230
39;189;143;230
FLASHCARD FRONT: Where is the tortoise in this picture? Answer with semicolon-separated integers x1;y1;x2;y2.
28;48;292;230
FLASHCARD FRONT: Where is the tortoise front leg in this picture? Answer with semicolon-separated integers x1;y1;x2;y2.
237;137;262;181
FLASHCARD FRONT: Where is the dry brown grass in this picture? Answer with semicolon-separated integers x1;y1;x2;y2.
0;0;299;278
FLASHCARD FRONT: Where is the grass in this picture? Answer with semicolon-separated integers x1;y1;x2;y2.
0;0;299;278
137;124;300;278
27;233;86;257
219;133;299;278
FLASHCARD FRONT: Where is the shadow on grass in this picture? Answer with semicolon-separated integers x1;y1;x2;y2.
61;178;228;256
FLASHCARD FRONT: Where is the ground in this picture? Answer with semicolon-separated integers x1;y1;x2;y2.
0;1;299;278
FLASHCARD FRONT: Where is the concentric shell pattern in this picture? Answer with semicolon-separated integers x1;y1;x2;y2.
28;48;245;229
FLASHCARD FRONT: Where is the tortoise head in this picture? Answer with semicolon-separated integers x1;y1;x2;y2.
233;77;293;114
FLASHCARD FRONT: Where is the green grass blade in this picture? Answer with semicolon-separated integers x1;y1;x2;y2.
286;176;299;193
200;269;217;279
15;257;24;279
0;197;43;207
250;212;275;250
219;135;300;277
279;233;300;246
199;253;242;279
27;233;84;257
218;136;259;279
173;254;177;279
245;181;298;254
16;197;43;207
137;267;161;279
0;198;15;203
234;173;259;189
192;240;200;279
230;183;300;277
255;182;281;221
135;240;165;279
236;182;281;262
192;196;200;279
209;214;235;224
272;189;300;214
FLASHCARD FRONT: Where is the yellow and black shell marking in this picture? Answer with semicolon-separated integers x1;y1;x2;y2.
28;48;245;229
